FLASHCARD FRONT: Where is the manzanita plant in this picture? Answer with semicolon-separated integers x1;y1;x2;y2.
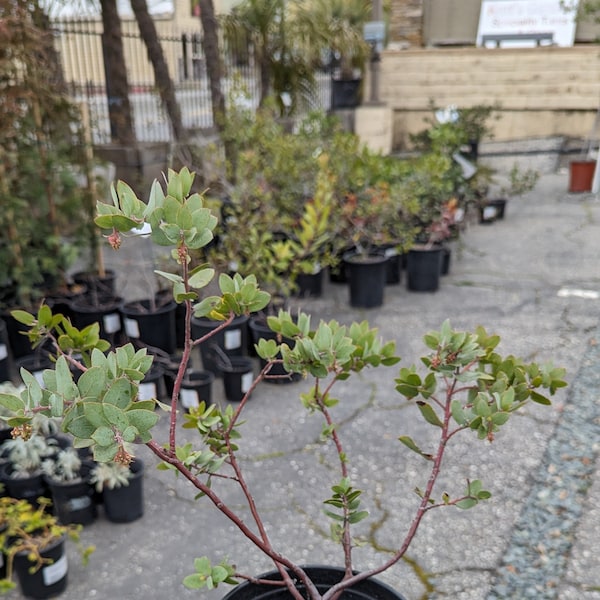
0;168;566;599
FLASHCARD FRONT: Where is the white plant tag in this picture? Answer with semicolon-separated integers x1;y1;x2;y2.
124;318;140;338
139;382;156;401
0;344;7;361
241;371;253;393
180;388;199;409
43;553;68;586
33;369;46;386
483;206;497;220
103;313;121;334
224;329;241;350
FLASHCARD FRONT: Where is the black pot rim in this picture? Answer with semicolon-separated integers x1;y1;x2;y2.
342;250;388;265
220;565;406;600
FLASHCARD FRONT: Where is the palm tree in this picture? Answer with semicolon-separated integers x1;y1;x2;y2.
220;0;315;116
296;0;371;82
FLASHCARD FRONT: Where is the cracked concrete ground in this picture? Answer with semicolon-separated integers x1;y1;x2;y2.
8;157;600;599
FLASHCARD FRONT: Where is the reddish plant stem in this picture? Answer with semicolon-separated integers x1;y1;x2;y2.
314;373;354;576
145;439;315;600
319;376;460;600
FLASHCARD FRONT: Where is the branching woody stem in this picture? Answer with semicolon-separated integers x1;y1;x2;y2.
318;372;460;600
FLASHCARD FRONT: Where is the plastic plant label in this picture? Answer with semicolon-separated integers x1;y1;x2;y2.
483;206;497;220
43;553;68;586
67;496;92;511
124;318;140;338
180;388;199;409
241;371;253;393
0;344;7;361
224;329;242;350
32;369;45;387
139;382;157;401
103;313;121;334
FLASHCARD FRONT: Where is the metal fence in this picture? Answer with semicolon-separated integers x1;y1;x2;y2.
53;19;331;145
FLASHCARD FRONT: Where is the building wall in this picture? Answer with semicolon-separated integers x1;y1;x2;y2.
55;6;202;87
378;44;600;150
389;0;424;46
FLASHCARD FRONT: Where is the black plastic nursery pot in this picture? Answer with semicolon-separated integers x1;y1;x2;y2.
2;312;38;361
13;536;68;599
219;356;254;402
406;246;443;293
120;298;177;354
487;198;507;220
45;477;97;526
383;248;402;285
331;78;362;109
294;269;324;298
179;370;215;411
72;269;117;298
69;295;123;344
440;245;451;276
0;463;48;505
102;458;144;523
343;251;388;309
191;315;249;377
220;566;407;600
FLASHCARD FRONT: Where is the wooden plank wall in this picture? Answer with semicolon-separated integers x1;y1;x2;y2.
379;46;600;151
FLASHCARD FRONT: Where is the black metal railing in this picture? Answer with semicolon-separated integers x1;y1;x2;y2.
53;19;330;145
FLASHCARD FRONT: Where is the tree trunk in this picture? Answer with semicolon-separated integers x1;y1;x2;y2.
198;0;226;131
99;0;136;145
130;0;186;142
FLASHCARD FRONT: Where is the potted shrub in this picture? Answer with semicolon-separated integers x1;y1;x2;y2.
475;164;540;223
340;184;394;308
339;171;417;308
0;496;93;598
406;198;459;292
0;168;567;600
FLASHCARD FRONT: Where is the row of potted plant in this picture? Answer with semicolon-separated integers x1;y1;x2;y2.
0;380;142;597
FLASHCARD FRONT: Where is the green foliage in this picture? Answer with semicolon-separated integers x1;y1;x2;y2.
0;496;94;592
0;2;90;310
183;557;236;590
395;320;567;444
502;163;540;198
323;477;368;524
296;0;372;80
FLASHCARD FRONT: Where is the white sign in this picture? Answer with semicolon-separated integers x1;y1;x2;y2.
477;0;579;48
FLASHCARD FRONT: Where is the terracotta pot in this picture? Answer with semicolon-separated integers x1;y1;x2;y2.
568;160;596;193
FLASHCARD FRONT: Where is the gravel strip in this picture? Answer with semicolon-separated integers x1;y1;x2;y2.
487;335;600;599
